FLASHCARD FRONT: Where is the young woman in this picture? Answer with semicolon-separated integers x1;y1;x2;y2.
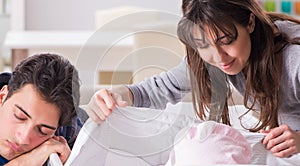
86;0;300;158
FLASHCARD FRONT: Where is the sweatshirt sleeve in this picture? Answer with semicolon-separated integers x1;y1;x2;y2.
127;57;191;109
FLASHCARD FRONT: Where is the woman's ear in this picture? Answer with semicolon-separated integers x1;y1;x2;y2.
0;85;9;106
247;13;255;33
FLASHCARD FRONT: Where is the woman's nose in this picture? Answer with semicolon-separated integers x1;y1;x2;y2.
213;46;228;63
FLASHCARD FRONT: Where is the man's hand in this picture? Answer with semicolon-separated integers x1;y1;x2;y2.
6;136;70;166
262;124;300;158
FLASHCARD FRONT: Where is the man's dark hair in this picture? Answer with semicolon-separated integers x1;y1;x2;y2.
0;72;11;89
6;53;80;126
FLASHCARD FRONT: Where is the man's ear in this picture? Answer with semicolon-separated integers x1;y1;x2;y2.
0;85;9;106
247;13;255;33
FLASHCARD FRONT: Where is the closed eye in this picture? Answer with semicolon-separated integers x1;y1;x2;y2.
216;35;235;46
14;114;26;121
38;128;49;136
37;125;57;137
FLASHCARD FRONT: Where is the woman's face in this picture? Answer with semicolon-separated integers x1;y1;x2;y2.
193;23;253;75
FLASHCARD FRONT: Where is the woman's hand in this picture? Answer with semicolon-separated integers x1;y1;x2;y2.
262;124;300;158
7;136;70;166
86;88;129;123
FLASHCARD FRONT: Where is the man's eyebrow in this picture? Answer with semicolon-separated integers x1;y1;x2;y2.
15;104;31;119
40;124;57;130
15;104;57;130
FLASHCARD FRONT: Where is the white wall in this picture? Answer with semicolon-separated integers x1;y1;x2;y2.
0;15;10;70
5;0;185;89
25;0;182;30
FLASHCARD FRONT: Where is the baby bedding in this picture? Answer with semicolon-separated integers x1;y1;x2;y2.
165;121;252;165
63;104;300;165
65;104;196;166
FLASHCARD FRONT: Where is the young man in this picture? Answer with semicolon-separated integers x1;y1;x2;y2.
0;73;85;150
0;53;80;165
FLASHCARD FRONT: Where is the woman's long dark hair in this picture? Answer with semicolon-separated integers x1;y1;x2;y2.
177;0;300;131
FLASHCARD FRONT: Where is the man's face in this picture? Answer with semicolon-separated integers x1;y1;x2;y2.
0;84;60;160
